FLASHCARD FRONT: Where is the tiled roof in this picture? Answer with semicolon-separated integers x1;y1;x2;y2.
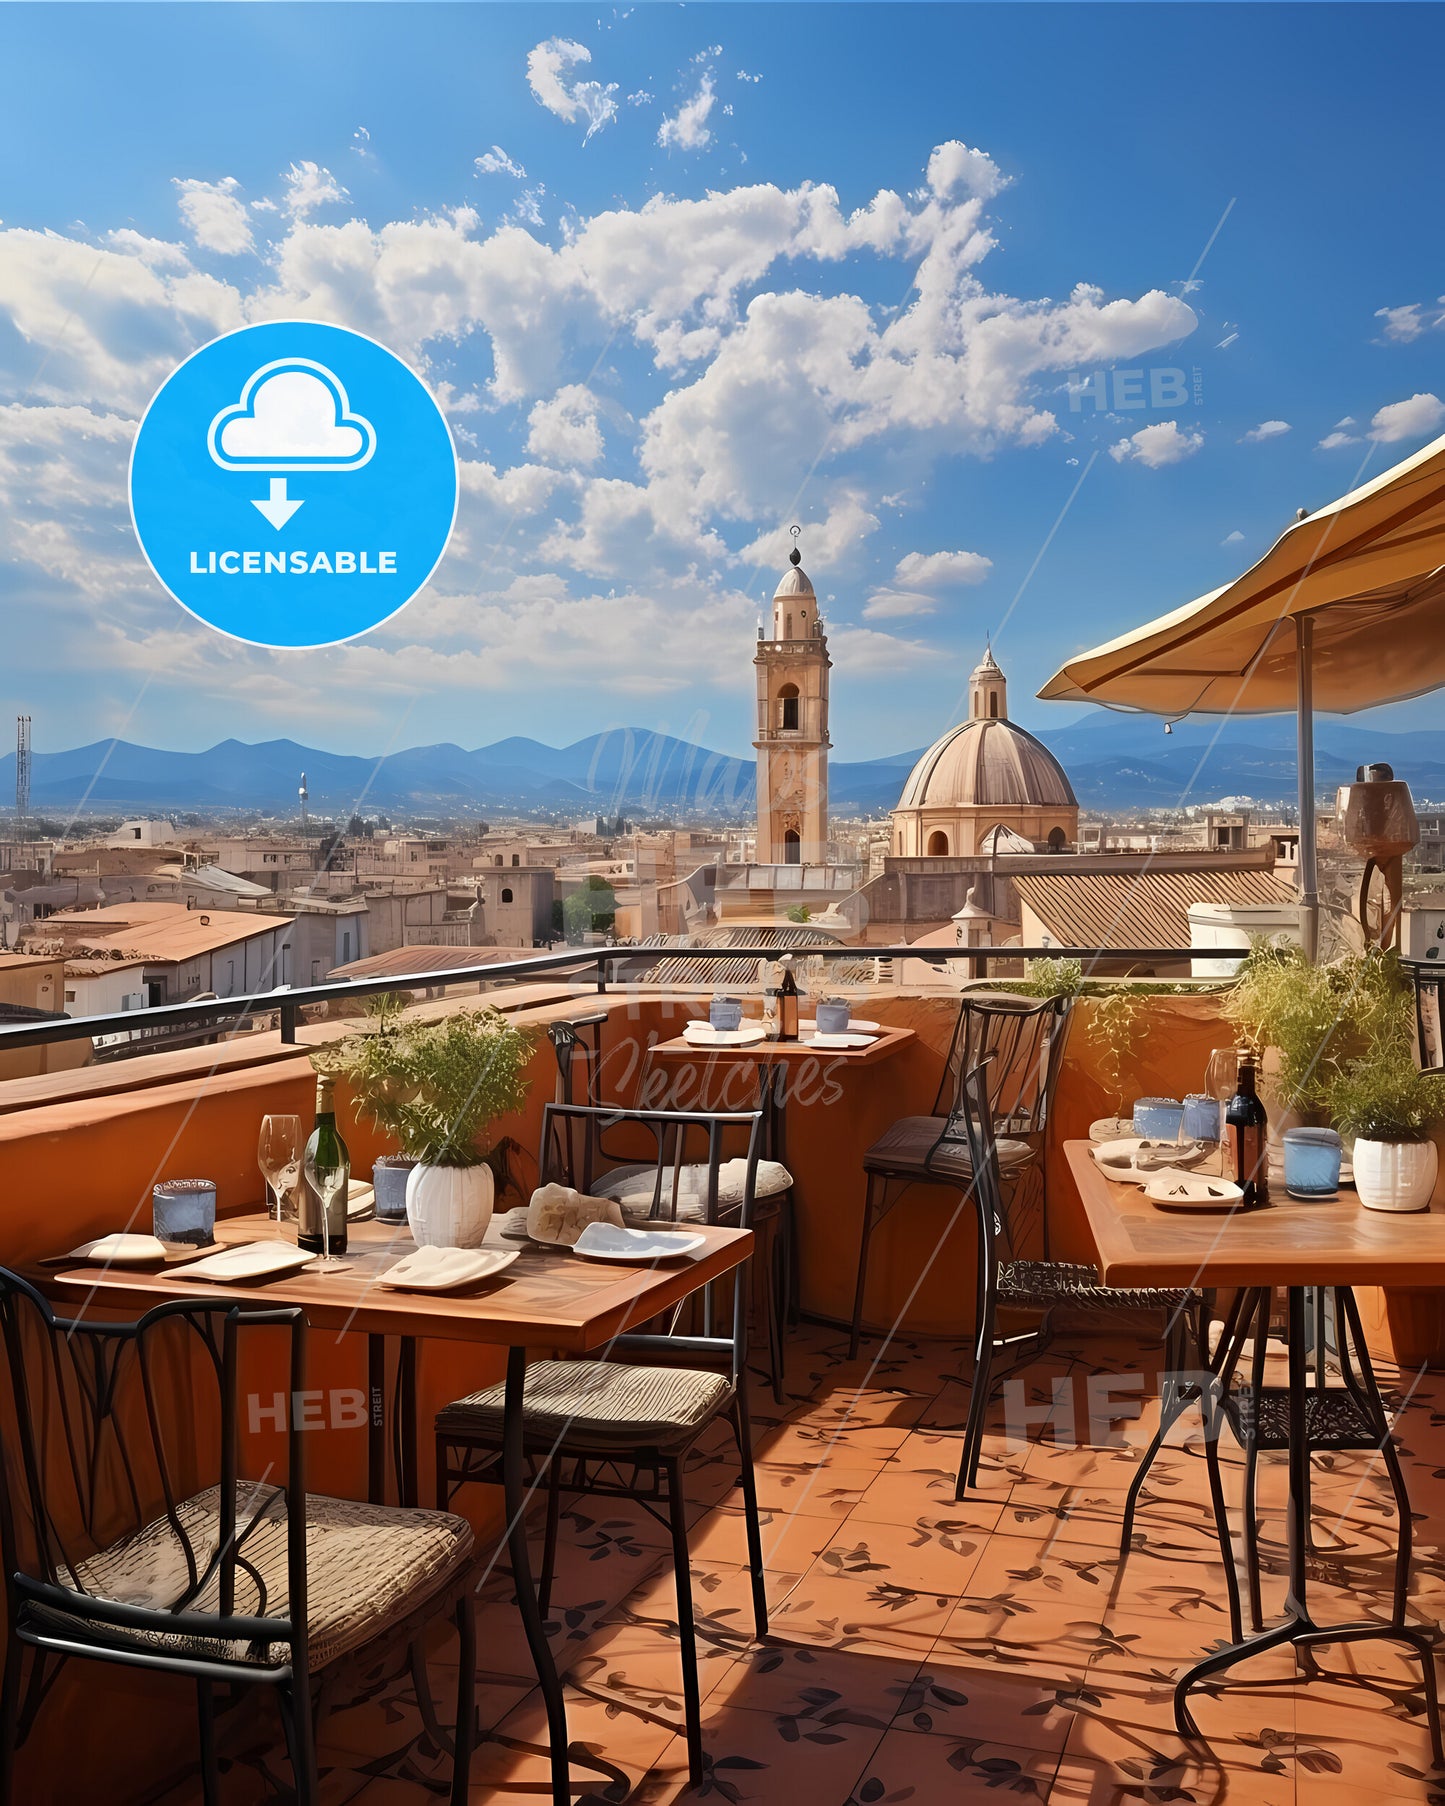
32;903;281;961
330;945;531;980
1012;868;1297;951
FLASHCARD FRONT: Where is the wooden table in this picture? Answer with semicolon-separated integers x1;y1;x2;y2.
32;1209;754;1806
646;1023;914;1183
1067;1142;1443;1755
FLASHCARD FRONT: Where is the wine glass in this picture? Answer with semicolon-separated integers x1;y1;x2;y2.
302;1142;351;1273
1204;1048;1237;1177
257;1115;302;1225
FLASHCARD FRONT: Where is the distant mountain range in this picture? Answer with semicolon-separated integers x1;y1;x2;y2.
2;715;1444;820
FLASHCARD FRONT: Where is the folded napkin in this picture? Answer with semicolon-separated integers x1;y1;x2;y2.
526;1182;625;1247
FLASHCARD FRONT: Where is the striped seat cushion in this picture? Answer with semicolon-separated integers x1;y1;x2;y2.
863;1116;1034;1181
595;1157;793;1223
25;1484;473;1671
437;1359;733;1451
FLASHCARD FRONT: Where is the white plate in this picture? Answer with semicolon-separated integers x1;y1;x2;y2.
571;1222;705;1262
801;1018;881;1034
56;1233;172;1266
1093;1137;1209;1182
1144;1173;1244;1209
682;1022;766;1047
173;1241;318;1284
347;1184;376;1221
379;1246;518;1291
803;1032;877;1051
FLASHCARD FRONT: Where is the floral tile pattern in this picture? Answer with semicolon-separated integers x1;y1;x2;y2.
149;1318;1445;1805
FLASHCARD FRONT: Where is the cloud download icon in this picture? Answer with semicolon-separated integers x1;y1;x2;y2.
130;321;457;649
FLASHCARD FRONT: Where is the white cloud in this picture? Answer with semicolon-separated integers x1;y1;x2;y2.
863;589;936;620
1221;529;1245;545
1317;430;1359;451
0;137;1205;750
509;186;547;229
476;145;526;179
1239;419;1290;443
1334;415;1356;429
925;141;1006;202
525;385;606;467
893;549;992;588
1368;392;1445;444
350;126;373;161
282;161;350;218
828;624;936;673
658;74;717;152
1109;420;1204;468
737;70;762;84
526;37;618;140
173;176;254;255
1374;301;1445;344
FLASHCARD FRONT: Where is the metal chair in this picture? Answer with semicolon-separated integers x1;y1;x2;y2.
548;1015;795;1402
849;991;1072;1362
1406;957;1444;1072
0;1276;477;1806
435;1102;770;1790
952;1061;1198;1505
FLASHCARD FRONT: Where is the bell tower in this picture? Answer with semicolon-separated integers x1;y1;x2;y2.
754;532;831;864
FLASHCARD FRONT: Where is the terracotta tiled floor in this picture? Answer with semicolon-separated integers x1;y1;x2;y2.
151;1319;1445;1804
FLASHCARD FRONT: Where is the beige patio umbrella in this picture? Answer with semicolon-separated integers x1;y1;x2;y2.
1038;428;1445;956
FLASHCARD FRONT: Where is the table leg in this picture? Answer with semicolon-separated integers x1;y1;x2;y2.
367;1335;386;1504
1174;1287;1442;1762
398;1336;418;1507
503;1345;571;1806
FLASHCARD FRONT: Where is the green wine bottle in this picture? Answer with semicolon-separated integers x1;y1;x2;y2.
299;1074;349;1256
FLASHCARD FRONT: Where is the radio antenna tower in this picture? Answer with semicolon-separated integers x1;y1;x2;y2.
15;716;31;856
298;771;309;845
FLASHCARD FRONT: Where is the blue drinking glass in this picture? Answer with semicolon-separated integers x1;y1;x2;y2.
709;995;743;1032
1283;1128;1342;1199
1133;1097;1185;1140
152;1179;217;1247
1183;1093;1222;1143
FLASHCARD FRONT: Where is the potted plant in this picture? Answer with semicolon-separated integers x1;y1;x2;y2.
312;1003;536;1247
1224;943;1414;1148
1331;1051;1445;1212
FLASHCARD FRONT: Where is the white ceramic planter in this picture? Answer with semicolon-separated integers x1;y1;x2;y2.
1352;1138;1438;1213
406;1162;495;1247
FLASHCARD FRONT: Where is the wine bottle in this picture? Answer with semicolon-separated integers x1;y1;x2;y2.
299;1075;350;1255
1226;1050;1269;1208
777;953;800;1043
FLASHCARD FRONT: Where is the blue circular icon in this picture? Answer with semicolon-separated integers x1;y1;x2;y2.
129;320;458;648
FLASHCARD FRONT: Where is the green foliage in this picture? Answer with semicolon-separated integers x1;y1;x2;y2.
312;1006;537;1168
785;904;812;924
1331;1052;1445;1144
1224;942;1415;1117
1022;957;1083;1000
562;874;617;942
1087;990;1144;1116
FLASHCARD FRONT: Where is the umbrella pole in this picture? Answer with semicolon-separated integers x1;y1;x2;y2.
1297;614;1319;961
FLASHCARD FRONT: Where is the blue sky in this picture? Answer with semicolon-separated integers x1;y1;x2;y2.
2;2;1443;767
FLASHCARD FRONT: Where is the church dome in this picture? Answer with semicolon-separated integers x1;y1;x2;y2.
897;717;1077;811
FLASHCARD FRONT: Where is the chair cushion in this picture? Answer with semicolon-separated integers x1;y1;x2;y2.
595;1157;793;1223
437;1359;733;1452
998;1259;1193;1312
27;1484;473;1671
863;1116;1033;1181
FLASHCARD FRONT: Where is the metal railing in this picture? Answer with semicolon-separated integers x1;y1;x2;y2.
0;941;1213;1057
